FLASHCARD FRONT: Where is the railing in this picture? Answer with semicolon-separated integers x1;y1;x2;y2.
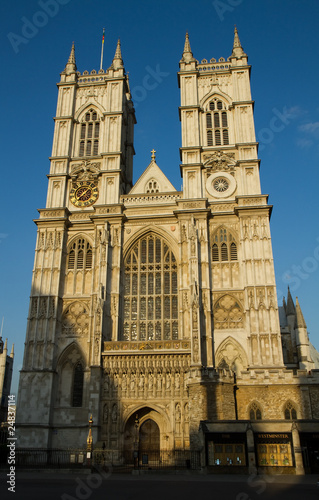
93;448;201;472
1;448;87;469
1;447;201;472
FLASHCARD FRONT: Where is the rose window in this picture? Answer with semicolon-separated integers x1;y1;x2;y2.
213;177;229;192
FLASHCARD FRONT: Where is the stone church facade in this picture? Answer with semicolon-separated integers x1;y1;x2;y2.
16;30;319;474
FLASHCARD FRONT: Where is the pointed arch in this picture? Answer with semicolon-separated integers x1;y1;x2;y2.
123;226;179;260
74;102;106;121
123;231;178;341
210;226;238;263
283;400;298;420
200;91;232;109
122;404;171;454
56;340;87;371
66;235;93;270
215;336;248;373
56;341;86;407
248;401;263;420
202;93;231;147
75;105;103;158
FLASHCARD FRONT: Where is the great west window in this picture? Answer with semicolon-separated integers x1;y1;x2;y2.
123;234;178;341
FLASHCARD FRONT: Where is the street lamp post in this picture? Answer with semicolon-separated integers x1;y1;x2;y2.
86;414;93;468
134;414;139;469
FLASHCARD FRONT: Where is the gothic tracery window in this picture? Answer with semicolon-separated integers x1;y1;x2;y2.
213;295;244;329
72;362;84;407
123;234;178;341
249;402;262;420
211;228;237;262
67;238;93;270
206;98;229;146
79;108;100;157
284;402;297;420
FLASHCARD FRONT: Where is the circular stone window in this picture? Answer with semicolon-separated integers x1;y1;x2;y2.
206;172;236;198
213;177;229;193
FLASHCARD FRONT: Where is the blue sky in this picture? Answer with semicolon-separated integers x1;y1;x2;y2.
1;0;319;394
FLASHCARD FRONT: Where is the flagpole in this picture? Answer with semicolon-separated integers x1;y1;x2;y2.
100;28;105;70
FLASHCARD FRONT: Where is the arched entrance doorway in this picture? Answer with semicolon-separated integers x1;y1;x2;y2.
139;419;160;455
123;407;162;465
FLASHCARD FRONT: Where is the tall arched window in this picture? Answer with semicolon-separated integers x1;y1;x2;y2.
123;234;178;341
284;402;297;420
249;402;262;420
211;228;238;262
72;362;84;407
79;108;100;157
206;98;229;146
67;238;93;270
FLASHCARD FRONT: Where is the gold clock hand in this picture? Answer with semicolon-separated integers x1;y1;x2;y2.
78;188;90;199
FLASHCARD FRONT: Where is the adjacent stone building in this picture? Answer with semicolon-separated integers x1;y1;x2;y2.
16;30;319;474
0;336;14;426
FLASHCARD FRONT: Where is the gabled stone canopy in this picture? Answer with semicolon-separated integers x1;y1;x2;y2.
129;156;177;195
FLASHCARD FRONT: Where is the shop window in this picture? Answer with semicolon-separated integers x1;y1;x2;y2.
207;441;246;466
256;435;293;467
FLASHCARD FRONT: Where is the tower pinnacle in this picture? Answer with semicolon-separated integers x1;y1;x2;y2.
286;286;295;316
112;39;124;69
64;42;77;75
231;26;246;58
295;297;307;329
181;32;195;63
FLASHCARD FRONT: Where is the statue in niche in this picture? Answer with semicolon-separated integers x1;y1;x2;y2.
103;404;108;423
103;376;109;395
166;373;171;390
175;373;180;390
130;374;135;391
111;404;117;423
190;236;196;256
176;403;181;422
148;373;153;391
113;373;119;393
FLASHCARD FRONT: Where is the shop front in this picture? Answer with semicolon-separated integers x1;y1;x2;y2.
254;433;294;469
203;426;249;473
300;433;319;474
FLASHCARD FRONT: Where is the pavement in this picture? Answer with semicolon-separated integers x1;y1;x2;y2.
1;470;318;500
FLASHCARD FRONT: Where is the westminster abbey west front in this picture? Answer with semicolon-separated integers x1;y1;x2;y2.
16;30;319;474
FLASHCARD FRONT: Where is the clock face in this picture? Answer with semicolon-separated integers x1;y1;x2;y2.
70;181;99;207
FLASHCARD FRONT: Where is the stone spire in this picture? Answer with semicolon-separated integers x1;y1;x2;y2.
10;343;14;359
295;297;307;329
181;32;195;63
282;296;287;312
286;286;295;316
112;39;124;70
231;26;246;58
64;42;77;75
